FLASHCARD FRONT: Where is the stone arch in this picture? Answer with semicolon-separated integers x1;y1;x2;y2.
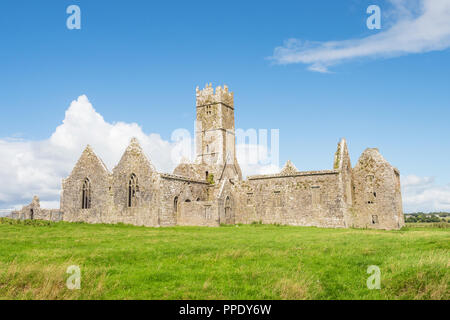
82;178;91;209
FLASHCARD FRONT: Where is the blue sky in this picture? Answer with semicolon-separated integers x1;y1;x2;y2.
1;0;450;212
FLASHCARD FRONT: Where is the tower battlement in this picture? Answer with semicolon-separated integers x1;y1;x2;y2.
196;83;234;107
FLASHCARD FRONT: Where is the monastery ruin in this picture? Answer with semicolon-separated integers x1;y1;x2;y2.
12;84;405;229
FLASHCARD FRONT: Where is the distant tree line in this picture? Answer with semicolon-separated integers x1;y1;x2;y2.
404;212;449;223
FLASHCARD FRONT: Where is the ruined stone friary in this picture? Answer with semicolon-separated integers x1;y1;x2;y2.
12;84;405;229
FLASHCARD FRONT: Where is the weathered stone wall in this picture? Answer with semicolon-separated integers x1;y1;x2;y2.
61;139;210;227
11;196;63;222
234;169;347;228
177;200;219;226
351;148;405;230
110;138;160;226
173;162;205;181
61;145;113;224
215;179;236;225
158;174;209;226
334;139;355;226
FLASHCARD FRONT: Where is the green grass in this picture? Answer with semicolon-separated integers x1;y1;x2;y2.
0;218;448;300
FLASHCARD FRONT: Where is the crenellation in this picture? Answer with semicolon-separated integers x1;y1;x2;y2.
196;83;234;108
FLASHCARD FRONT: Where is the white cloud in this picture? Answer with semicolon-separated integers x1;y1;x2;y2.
237;142;279;177
0;95;179;209
401;175;450;212
0;95;277;209
271;0;450;72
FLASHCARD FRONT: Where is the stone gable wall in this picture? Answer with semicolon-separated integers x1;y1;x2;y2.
110;139;160;226
351;149;404;230
61;146;113;224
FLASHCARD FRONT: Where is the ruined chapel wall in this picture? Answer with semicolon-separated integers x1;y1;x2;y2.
214;179;236;225
33;209;63;222
158;176;209;226
111;150;160;227
351;149;404;230
61;149;113;224
333;139;354;226
177;200;219;227
11;199;63;222
234;171;347;228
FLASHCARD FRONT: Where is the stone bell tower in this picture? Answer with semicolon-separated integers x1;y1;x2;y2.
195;83;241;181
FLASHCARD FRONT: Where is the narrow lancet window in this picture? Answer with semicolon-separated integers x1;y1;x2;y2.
82;178;91;209
128;174;139;207
174;196;179;213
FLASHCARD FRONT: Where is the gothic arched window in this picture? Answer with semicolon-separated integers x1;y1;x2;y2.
82;178;91;209
128;174;139;207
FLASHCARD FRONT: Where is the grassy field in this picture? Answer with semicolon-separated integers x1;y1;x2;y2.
0;218;448;300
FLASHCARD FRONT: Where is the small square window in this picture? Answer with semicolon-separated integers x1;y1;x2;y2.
371;215;378;224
